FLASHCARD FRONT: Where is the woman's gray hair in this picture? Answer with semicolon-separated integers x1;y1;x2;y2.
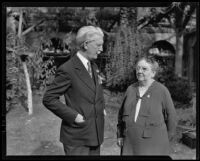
76;26;104;48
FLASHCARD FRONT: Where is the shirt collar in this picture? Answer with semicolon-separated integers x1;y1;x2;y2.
77;52;89;70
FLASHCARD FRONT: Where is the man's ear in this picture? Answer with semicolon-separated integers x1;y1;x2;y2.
83;42;88;50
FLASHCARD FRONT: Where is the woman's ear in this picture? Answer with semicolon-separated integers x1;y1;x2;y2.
152;71;156;78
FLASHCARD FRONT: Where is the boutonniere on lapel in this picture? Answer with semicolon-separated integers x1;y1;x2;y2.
96;69;105;84
147;94;150;98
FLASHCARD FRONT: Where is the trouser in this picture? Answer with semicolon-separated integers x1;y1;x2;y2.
63;144;100;155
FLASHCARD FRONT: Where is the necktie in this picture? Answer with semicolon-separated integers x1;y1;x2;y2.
134;93;144;122
134;97;142;122
87;61;92;78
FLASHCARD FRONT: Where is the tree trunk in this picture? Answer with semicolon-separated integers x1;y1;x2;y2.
22;61;33;115
18;9;33;115
175;34;183;77
192;93;196;122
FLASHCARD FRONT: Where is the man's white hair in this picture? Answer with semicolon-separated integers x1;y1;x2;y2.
76;26;104;47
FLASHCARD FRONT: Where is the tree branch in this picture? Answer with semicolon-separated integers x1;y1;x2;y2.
22;19;45;36
18;10;23;38
182;4;196;29
6;47;15;52
137;5;174;30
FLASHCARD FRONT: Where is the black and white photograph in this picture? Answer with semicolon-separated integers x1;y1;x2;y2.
2;2;198;160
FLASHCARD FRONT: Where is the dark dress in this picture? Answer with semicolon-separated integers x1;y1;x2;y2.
117;81;177;155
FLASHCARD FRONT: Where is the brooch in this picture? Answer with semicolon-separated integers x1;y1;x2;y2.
96;69;105;84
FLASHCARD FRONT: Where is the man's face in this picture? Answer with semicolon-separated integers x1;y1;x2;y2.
85;35;104;60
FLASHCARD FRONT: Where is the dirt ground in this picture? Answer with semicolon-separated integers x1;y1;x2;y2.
6;91;196;159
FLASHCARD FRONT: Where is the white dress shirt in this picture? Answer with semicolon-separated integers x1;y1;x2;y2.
77;52;89;71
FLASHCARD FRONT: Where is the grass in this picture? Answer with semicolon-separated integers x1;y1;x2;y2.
5;89;196;158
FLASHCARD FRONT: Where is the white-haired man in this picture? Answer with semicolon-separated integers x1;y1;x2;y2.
43;26;106;155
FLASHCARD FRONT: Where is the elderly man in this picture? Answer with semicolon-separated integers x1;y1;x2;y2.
43;26;106;155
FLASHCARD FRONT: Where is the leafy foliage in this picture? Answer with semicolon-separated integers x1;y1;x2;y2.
6;18;30;112
6;6;196;112
104;8;148;92
6;7;58;113
176;107;196;127
105;26;146;92
156;66;193;104
28;49;57;90
6;51;28;112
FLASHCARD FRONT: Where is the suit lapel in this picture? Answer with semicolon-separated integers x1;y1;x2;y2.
91;62;101;101
72;55;96;92
91;62;98;87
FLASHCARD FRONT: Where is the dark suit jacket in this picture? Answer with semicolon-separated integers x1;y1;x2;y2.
43;54;105;146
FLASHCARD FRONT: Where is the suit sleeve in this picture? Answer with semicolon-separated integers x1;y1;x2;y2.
163;87;177;140
42;65;78;125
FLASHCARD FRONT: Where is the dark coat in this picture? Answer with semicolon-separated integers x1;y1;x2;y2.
43;55;105;146
117;81;177;155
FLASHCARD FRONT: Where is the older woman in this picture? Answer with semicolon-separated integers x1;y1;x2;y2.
117;55;177;155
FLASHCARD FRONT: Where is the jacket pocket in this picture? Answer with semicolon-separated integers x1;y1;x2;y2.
142;128;152;138
148;121;164;127
146;117;164;127
122;114;129;122
73;119;88;128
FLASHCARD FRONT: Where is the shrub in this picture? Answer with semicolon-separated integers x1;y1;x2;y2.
166;76;192;104
6;52;28;112
176;107;196;127
104;26;146;92
156;66;193;104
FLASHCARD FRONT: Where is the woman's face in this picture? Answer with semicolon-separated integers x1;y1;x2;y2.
136;59;155;82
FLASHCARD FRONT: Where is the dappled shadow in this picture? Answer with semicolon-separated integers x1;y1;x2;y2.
31;141;64;155
6;92;196;158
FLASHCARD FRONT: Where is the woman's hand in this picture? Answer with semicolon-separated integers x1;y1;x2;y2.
117;137;124;147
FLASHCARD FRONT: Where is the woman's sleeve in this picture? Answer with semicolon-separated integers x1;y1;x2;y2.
117;91;128;138
163;87;177;140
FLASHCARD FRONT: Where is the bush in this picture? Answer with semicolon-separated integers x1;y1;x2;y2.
104;26;146;92
166;76;192;104
104;69;137;93
176;107;196;127
156;66;193;104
